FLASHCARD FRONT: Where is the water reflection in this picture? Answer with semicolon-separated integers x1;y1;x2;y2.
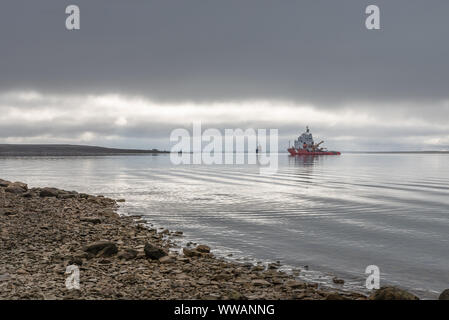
288;155;321;166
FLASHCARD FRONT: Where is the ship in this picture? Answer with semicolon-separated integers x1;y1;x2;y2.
288;126;341;156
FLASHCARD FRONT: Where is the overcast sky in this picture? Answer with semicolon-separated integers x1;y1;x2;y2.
1;0;448;151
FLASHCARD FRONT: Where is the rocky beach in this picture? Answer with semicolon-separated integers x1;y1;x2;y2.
0;178;426;300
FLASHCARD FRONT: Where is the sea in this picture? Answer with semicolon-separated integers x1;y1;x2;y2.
1;152;448;298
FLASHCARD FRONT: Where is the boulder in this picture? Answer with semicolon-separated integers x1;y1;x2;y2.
5;182;28;194
144;243;167;260
83;241;118;257
0;179;11;187
439;289;449;300
196;245;211;253
183;248;202;257
332;277;345;285
369;286;419;300
39;187;60;197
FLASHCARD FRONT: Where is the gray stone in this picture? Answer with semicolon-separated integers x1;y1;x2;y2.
39;187;60;197
0;179;11;187
369;286;419;300
83;241;118;257
5;182;28;194
144;243;167;260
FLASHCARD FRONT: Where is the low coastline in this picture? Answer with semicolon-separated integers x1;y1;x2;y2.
0;178;411;300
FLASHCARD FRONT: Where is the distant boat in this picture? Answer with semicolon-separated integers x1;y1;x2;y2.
288;126;341;156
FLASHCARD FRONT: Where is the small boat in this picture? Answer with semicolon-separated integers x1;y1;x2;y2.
288;127;341;156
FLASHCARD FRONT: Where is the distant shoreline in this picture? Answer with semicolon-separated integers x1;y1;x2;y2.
0;144;169;157
1;144;448;157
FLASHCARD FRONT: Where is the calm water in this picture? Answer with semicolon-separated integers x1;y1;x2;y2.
1;153;448;298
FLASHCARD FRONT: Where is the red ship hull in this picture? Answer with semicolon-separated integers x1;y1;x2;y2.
288;148;341;156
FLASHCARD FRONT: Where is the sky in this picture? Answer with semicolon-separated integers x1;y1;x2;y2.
1;0;448;151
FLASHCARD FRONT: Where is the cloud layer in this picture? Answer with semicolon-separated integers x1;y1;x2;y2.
0;1;448;150
1;92;448;151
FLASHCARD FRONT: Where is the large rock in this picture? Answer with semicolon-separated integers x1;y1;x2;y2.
183;248;202;257
39;187;60;197
196;245;211;253
5;182;28;194
144;243;167;260
369;286;419;300
0;179;11;187
439;289;449;300
83;241;118;257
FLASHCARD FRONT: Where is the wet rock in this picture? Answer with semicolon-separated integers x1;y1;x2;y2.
268;263;279;270
183;248;202;257
369;286;419;300
332;277;345;285
144;243;167;260
5;182;28;194
439;289;449;300
83;241;118;257
0;179;11;187
116;199;126;202
196;245;211;253
39;187;59;197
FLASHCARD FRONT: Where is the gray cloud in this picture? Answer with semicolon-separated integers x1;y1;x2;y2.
1;0;448;105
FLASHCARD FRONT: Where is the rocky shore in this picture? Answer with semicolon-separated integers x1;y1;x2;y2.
0;178;425;300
